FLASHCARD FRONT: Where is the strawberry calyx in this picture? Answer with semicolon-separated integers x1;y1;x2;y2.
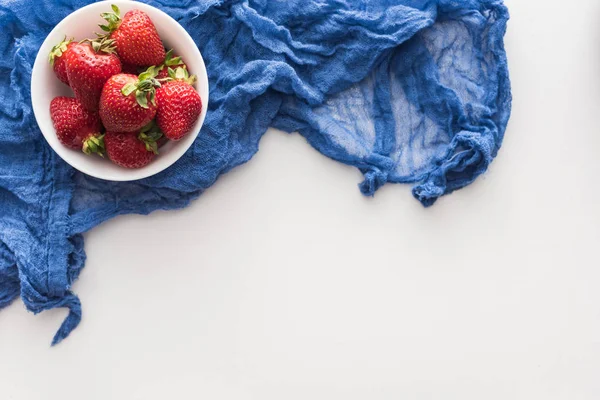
48;36;73;66
121;66;162;109
82;134;105;157
99;4;122;34
138;121;163;155
80;35;118;54
167;66;197;85
157;49;183;73
164;49;183;67
83;4;120;53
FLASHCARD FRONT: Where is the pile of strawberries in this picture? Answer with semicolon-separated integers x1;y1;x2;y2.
48;5;202;169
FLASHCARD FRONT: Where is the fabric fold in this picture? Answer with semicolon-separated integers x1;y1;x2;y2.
0;241;19;309
412;130;494;207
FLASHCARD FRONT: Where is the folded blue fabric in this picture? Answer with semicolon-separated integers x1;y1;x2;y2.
0;0;511;344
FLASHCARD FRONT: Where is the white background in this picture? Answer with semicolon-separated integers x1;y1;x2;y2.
2;0;600;398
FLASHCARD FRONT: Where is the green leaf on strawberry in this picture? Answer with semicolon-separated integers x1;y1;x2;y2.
82;134;105;157
48;36;73;67
120;66;162;109
138;121;163;155
167;66;196;85
100;5;122;32
163;49;183;67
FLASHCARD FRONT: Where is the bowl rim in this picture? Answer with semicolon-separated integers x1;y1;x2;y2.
31;0;209;182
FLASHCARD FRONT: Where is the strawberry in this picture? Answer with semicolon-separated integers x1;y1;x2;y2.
50;97;104;155
65;41;121;112
156;49;185;79
156;67;202;141
48;37;74;86
99;68;160;132
104;128;162;169
98;5;165;67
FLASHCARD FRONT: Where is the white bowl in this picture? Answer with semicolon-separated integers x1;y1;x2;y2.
31;0;209;181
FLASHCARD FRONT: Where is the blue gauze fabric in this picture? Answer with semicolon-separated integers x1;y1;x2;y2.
0;0;511;344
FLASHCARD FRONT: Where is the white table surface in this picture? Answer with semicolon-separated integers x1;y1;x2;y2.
2;0;600;398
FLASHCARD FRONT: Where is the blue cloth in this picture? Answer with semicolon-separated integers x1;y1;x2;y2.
0;0;511;344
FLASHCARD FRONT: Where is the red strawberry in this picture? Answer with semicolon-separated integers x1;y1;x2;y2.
48;37;74;86
99;68;160;132
50;97;104;155
65;41;121;112
156;49;185;79
105;129;161;169
156;67;202;141
98;5;165;66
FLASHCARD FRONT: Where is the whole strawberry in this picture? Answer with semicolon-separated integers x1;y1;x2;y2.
105;129;161;169
99;5;165;66
65;41;121;111
99;68;161;132
50;97;104;155
156;67;202;141
156;49;185;80
48;37;74;86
